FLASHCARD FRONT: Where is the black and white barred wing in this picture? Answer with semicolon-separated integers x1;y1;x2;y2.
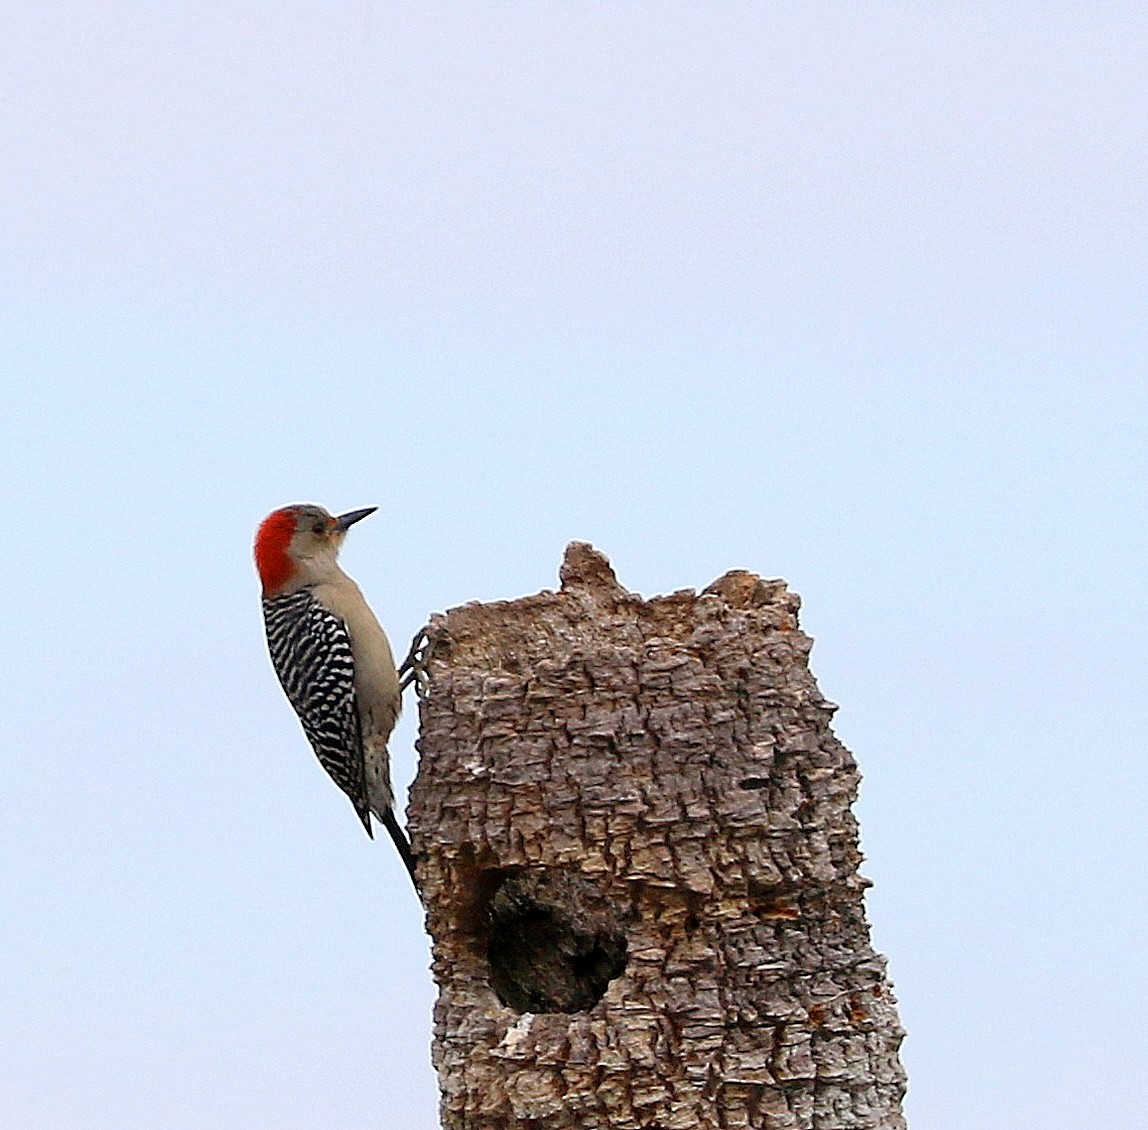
262;589;372;834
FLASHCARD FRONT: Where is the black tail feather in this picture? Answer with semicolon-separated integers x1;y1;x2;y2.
381;807;420;893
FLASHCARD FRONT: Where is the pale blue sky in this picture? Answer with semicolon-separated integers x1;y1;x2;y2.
3;4;1146;1128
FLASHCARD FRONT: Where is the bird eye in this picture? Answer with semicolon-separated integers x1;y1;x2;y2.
312;523;326;535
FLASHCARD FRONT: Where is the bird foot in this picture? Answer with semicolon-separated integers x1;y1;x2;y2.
398;627;439;700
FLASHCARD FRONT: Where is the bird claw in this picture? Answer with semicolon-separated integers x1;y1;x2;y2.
398;627;437;700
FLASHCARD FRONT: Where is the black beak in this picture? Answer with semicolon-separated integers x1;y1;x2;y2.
333;507;378;532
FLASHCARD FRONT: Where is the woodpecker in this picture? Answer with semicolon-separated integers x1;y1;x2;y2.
254;503;416;885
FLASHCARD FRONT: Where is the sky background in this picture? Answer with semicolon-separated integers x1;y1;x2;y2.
2;3;1146;1127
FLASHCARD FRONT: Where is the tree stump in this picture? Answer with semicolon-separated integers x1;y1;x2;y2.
407;543;907;1130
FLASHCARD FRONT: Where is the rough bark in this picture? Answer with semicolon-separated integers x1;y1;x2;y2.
407;543;907;1130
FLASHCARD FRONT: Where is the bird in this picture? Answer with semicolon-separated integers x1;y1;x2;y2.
254;503;417;885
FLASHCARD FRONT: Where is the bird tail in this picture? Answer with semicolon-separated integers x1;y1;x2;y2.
381;807;420;893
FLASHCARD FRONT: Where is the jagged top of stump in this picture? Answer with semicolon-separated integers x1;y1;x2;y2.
424;541;802;671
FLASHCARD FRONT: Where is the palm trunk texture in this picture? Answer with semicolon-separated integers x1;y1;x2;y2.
407;542;907;1130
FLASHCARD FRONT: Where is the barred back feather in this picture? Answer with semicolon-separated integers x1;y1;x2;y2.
263;588;372;835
